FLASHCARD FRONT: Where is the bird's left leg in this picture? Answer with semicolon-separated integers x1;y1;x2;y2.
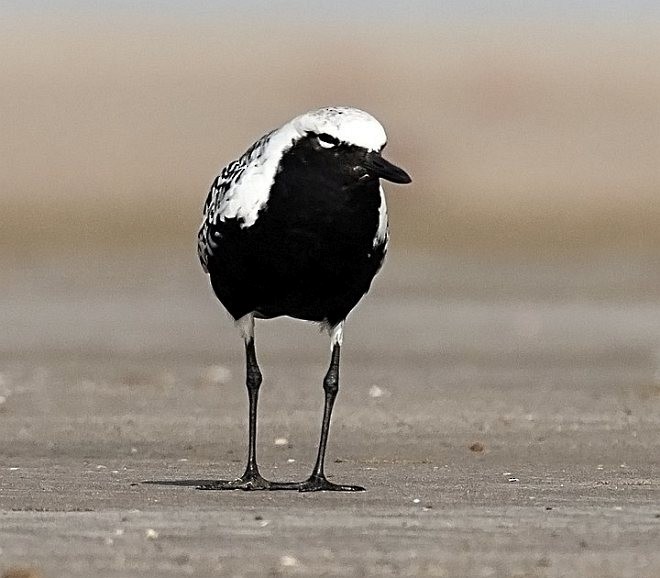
198;314;298;491
299;322;365;492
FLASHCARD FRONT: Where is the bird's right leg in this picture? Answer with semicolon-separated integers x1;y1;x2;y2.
298;323;365;492
198;314;298;491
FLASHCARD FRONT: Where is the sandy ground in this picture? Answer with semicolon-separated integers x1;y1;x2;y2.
0;249;659;577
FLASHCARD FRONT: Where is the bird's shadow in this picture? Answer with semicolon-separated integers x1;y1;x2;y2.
141;479;223;487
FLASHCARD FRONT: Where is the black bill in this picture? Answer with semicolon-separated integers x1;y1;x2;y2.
363;151;412;184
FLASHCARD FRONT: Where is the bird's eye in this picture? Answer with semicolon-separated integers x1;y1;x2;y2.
317;133;340;149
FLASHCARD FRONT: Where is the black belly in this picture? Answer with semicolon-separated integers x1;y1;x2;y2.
206;177;386;327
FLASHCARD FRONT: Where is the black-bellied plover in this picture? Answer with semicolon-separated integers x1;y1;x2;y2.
197;106;411;491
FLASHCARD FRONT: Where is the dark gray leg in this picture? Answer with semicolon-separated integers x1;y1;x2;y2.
298;344;365;492
243;337;264;481
198;338;298;491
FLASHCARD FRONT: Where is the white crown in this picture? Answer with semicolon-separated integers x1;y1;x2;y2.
291;107;387;152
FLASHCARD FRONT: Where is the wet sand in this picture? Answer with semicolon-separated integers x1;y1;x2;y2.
1;250;659;577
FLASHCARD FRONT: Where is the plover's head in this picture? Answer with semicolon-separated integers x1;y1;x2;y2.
285;106;411;185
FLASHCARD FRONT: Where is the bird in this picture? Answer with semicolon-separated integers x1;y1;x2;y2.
196;106;411;491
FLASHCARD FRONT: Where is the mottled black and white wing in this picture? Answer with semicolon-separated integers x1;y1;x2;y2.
197;131;278;272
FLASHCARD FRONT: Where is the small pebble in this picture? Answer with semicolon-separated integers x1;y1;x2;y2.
96;465;107;470
9;467;19;471
369;385;385;398
173;554;190;566
469;442;484;453
130;447;138;454
412;498;421;504
145;528;159;540
287;458;296;463
274;437;288;446
203;365;232;385
279;555;300;567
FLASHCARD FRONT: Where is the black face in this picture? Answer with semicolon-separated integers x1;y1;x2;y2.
301;132;412;186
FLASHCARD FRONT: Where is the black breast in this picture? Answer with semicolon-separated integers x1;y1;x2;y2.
205;137;387;327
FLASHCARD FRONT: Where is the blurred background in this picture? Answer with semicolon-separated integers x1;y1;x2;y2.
2;0;660;258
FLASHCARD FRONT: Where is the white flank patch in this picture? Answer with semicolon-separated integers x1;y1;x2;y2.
374;184;389;247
